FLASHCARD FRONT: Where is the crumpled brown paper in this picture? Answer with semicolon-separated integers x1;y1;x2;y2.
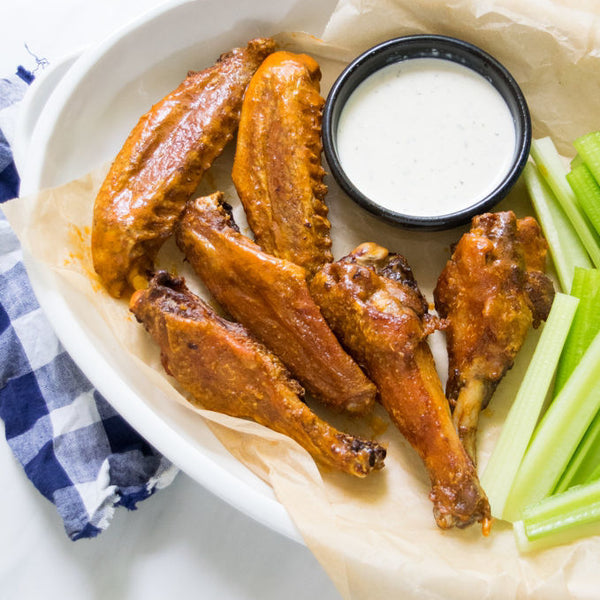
4;1;600;598
320;0;600;158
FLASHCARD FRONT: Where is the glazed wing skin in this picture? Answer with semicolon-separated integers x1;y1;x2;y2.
434;211;555;462
310;243;491;530
232;51;332;276
175;191;377;415
130;272;385;477
92;37;275;298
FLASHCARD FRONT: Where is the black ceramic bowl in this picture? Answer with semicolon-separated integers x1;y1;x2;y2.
322;35;532;230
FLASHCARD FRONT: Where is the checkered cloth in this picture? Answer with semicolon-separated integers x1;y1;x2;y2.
0;66;178;540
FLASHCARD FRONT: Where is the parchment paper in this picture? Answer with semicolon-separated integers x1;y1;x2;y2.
4;1;600;598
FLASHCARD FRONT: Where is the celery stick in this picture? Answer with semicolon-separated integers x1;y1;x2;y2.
530;137;600;268
551;268;600;492
573;131;600;185
514;479;600;552
503;330;600;521
555;411;600;493
523;162;592;292
586;461;600;484
567;163;600;237
480;293;578;519
554;267;600;392
571;154;584;169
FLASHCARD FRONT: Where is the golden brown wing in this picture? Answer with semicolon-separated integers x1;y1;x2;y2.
309;243;491;530
130;272;385;477
92;37;276;298
434;211;554;462
174;191;377;415
518;215;557;326
231;51;332;277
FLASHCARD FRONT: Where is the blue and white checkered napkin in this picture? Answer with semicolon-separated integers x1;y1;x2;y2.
0;67;178;540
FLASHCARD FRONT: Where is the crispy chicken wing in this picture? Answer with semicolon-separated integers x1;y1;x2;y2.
434;211;555;462
92;38;275;298
130;272;385;477
174;191;377;415
310;243;491;530
231;51;332;277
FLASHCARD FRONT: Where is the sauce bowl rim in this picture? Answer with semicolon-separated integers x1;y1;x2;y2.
322;34;532;230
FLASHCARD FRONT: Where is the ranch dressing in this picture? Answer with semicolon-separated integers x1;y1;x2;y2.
336;58;517;217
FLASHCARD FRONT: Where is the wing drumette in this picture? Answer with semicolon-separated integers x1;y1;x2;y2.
130;272;386;477
92;38;275;298
232;51;332;277
174;191;377;415
309;243;491;530
434;211;555;463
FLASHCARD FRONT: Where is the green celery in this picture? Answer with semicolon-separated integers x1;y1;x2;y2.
571;154;584;169
567;163;600;238
573;131;600;185
514;479;600;553
586;461;600;484
480;293;578;520
530;137;600;268
554;267;600;392
555;411;600;493
554;268;600;493
503;329;600;521
523;162;592;292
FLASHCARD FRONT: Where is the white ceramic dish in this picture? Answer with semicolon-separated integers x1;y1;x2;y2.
12;50;82;173
17;0;341;544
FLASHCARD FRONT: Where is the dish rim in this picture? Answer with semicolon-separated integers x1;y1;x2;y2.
17;0;305;544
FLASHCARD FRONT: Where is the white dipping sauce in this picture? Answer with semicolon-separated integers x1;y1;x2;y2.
336;58;517;217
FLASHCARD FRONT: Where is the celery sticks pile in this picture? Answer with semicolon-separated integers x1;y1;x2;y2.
480;132;600;552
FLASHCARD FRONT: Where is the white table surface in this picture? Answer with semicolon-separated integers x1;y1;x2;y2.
0;2;341;598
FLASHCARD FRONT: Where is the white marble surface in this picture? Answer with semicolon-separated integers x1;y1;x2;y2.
0;2;341;598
